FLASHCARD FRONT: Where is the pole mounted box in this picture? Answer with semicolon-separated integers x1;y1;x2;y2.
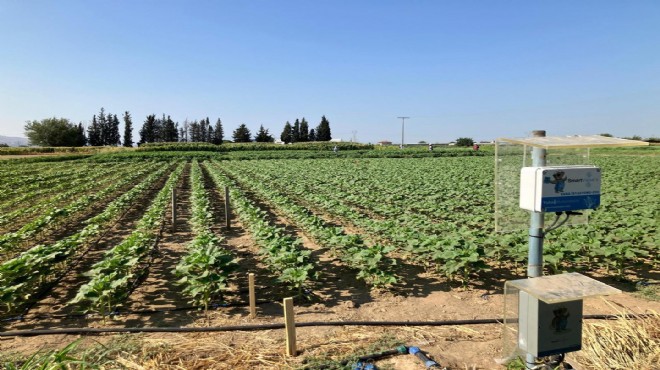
519;166;601;213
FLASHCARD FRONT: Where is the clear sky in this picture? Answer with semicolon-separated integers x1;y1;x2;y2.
1;1;659;143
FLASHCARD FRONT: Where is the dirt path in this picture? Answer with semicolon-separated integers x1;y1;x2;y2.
114;164;198;327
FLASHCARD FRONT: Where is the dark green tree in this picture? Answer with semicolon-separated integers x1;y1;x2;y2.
87;115;101;146
76;122;87;146
232;124;252;142
110;114;121;145
24;117;80;146
199;117;210;142
160;115;179;142
299;118;309;142
309;128;316;141
123;111;133;147
212;118;224;144
315;115;331;141
139;114;158;144
455;137;474;147
97;108;109;145
280;121;292;143
254;125;274;142
292;119;300;143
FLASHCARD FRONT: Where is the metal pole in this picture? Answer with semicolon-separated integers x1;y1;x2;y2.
527;129;546;278
397;116;409;148
526;130;546;368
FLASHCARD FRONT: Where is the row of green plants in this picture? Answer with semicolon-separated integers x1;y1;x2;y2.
0;164;135;232
0;164;171;314
220;164;397;288
204;162;315;294
86;147;489;163
0;153;93;163
0;162;109;210
0;162;158;255
89;150;218;162
175;160;237;312
0;161;96;194
70;163;184;315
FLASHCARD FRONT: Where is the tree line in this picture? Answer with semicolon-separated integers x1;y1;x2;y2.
23;108;333;147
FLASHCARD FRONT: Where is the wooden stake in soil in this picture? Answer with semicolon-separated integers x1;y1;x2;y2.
171;188;177;232
224;186;231;229
248;273;256;318
283;297;297;356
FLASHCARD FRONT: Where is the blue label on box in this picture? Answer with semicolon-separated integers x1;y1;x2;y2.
541;195;600;212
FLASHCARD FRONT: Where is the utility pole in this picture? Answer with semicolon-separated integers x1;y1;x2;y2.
397;117;409;148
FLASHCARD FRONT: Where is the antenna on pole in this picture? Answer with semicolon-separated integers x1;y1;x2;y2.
397;116;409;148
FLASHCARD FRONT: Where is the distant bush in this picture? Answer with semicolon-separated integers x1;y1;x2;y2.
455;137;475;147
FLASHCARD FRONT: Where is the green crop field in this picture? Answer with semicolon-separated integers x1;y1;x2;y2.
0;147;657;369
0;149;657;317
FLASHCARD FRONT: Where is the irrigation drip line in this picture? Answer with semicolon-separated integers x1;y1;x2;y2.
1;300;277;323
0;314;647;337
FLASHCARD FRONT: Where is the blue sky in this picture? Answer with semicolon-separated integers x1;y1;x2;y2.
1;1;658;143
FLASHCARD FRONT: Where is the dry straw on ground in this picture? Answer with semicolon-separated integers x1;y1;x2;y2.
573;305;659;370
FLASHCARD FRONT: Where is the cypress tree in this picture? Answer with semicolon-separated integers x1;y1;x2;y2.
189;120;200;142
76;122;87;146
309;128;316;142
98;108;109;145
123;111;133;147
280;121;292;144
160;115;178;142
199;118;208;142
300;118;309;142
316;115;331;141
212;118;224;144
111;114;121;145
292;119;300;143
87;115;101;146
139;114;157;144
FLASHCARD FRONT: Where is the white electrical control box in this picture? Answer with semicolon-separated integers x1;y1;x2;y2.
518;292;583;357
519;166;601;212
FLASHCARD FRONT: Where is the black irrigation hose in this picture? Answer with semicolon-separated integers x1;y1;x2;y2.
1;300;277;323
0;314;650;337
